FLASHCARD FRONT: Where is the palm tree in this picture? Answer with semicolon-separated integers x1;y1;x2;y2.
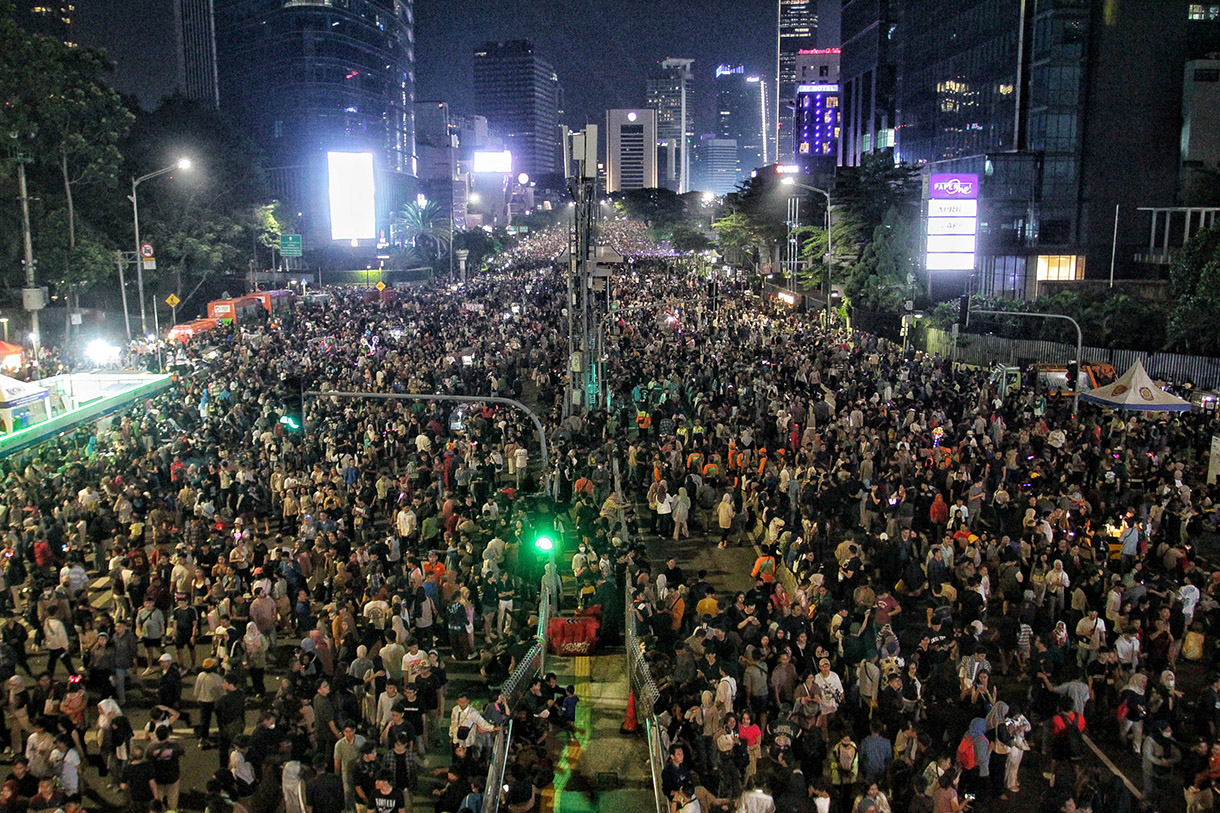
392;200;452;260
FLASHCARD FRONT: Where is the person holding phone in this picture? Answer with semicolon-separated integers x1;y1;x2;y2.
932;767;971;812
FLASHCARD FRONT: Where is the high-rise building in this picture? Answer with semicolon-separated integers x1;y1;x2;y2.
777;0;818;162
175;0;219;107
714;65;769;181
472;40;561;178
839;0;896;166
793;49;840;179
606;109;658;193
867;0;1220;297
698;135;740;196
14;0;73;45
646;58;695;193
213;0;416;250
1182;58;1220;193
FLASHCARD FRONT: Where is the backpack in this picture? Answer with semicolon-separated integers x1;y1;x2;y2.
955;736;977;770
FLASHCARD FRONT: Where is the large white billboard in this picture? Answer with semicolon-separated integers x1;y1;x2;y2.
327;152;376;241
472;150;513;174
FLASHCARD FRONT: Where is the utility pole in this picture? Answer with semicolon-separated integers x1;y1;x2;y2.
15;157;43;374
562;124;599;416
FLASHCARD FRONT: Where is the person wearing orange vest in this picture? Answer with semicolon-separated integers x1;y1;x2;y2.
636;409;652;441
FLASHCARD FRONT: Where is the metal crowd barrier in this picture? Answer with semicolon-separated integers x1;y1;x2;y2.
482;584;551;813
625;580;668;813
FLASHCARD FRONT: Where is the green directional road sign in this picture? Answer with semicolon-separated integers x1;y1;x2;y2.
280;234;303;257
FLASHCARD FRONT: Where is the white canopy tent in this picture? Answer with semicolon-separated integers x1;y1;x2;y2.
1080;360;1192;412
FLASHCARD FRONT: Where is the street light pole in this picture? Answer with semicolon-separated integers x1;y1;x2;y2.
781;177;832;327
131;158;191;337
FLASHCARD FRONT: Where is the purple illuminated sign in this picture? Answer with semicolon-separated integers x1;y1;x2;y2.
929;173;979;200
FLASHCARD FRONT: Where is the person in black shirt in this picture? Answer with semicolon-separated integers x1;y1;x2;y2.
397;688;425;753
370;773;402;813
306;755;346;813
250;711;286;773
120;747;158;813
352;742;379;812
381;733;417;798
146;726;185;810
380;706;413;748
7;760;38;799
660;745;692;799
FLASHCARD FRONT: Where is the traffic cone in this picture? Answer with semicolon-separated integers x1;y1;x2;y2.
620;689;639;733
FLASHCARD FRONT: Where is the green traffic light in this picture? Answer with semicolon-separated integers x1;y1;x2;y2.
534;535;554;552
279;415;301;431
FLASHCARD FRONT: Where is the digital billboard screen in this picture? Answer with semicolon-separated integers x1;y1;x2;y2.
472;150;513;174
327;152;376;241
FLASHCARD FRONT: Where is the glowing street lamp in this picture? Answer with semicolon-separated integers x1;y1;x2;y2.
131;158;192;335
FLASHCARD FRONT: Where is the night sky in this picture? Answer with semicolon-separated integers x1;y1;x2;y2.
78;0;840;136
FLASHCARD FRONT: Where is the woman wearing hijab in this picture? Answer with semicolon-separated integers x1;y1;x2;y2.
985;701;1013;798
281;760;306;813
97;699;132;785
717;494;736;548
1119;673;1150;754
1148;669;1184;729
242;622;269;698
4;677;31;756
671;487;691;541
1001;703;1031;794
308;629;334;677
959;717;990;804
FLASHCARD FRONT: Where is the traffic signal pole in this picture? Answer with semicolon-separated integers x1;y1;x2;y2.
305;390;551;494
969;309;1083;413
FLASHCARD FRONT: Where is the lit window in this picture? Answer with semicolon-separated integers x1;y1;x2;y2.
1189;3;1220;19
1035;255;1082;281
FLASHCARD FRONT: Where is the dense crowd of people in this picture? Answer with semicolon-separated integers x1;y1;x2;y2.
0;257;1215;813
610;288;1220;813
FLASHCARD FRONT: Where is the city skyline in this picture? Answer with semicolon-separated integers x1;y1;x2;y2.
73;0;825;133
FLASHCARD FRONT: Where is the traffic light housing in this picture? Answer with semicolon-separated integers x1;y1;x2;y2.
278;375;304;433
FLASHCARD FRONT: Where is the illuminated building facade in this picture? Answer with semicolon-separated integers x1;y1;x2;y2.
793;49;840;178
213;0;417;251
606;109;658;193
714;64;769;181
777;0;818;162
879;0;1220;297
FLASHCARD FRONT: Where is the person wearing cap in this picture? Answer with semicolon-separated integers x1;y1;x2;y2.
169;594;198;672
192;658;223;745
156;653;183;710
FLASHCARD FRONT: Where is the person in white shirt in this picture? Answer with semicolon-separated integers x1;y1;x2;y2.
1075;609;1107;667
736;782;776;813
400;641;427;684
671;783;701;813
1178;575;1201;625
1116;628;1141;670
448;694;497;750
